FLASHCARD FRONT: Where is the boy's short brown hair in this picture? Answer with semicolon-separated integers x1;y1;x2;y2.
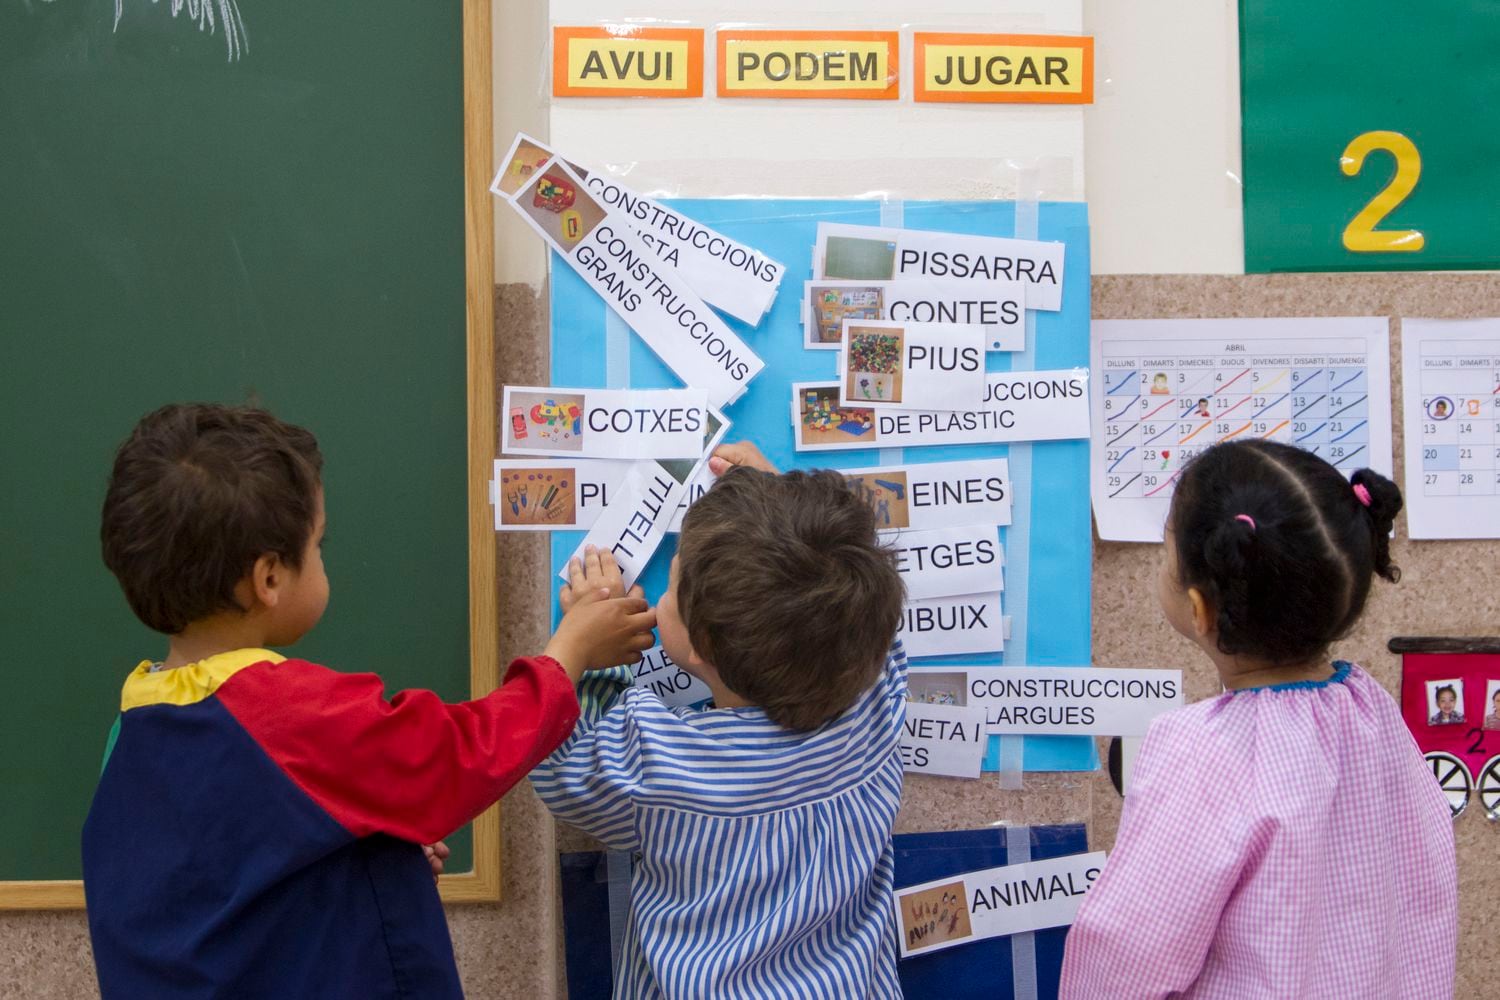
676;466;904;731
101;404;323;635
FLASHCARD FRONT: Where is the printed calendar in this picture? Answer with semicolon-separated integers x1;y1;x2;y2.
1091;318;1393;542
1401;318;1500;539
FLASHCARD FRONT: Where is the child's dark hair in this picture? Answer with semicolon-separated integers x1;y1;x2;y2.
101;403;323;635
676;466;903;731
1435;685;1457;702
1169;440;1401;665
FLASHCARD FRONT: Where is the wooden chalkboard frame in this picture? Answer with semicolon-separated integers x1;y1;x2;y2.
0;0;499;911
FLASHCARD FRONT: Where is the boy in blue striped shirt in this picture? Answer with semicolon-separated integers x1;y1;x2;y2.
532;443;909;998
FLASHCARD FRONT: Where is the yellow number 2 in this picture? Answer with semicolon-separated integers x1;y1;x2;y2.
1339;131;1424;253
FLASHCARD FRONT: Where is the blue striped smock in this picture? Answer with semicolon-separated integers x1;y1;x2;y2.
531;643;909;999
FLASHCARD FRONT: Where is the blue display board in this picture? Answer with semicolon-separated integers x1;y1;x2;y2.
549;199;1095;772
560;824;1091;999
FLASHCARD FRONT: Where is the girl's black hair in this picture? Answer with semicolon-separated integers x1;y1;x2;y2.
1435;685;1457;701
1169;440;1402;665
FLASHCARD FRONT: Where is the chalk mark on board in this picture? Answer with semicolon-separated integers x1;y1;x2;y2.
114;0;248;62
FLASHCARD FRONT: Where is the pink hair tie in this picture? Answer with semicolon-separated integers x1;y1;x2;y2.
1352;483;1372;508
1234;514;1256;530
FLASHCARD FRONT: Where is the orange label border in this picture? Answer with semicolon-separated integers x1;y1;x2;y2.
716;29;900;101
913;32;1094;105
552;25;705;99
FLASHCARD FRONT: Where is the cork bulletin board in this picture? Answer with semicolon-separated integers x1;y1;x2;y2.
538;271;1500;997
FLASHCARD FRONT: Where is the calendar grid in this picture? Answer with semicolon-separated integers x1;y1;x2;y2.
1414;339;1500;498
1091;319;1393;543
1100;339;1373;503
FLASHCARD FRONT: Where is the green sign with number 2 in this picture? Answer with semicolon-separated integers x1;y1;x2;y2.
1240;1;1500;272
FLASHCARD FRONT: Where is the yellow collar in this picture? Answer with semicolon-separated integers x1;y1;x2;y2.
120;648;285;711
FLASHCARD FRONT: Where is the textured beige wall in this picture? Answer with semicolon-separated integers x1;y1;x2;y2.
5;275;1495;998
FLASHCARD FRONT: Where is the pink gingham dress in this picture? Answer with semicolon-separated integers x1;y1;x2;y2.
1060;662;1457;999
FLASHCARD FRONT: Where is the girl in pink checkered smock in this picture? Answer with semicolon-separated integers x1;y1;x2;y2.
1061;441;1457;1000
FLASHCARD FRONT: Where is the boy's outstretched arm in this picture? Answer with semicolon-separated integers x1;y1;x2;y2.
530;549;657;851
211;580;655;847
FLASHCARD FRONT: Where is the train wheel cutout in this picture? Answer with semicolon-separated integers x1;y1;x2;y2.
1426;751;1472;819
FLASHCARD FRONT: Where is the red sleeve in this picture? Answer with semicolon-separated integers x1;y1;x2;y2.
216;655;580;843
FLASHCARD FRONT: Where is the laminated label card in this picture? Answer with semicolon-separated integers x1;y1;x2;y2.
792;370;1090;452
908;666;1184;736
814;222;1064;311
899;701;988;778
493;133;783;324
838;320;987;411
804;279;1025;352
492;459;633;531
560;462;686;589
504;156;764;405
502;385;708;459
894;852;1106;958
884;525;1003;601
898;592;1005;657
631;645;713;708
842;458;1012;530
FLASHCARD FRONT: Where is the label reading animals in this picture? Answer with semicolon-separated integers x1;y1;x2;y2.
895;852;1106;957
839;320;987;411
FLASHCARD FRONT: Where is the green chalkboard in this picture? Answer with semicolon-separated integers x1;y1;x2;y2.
1241;0;1500;272
0;1;477;888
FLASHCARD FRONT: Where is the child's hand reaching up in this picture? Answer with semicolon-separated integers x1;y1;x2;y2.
544;547;656;683
707;440;780;476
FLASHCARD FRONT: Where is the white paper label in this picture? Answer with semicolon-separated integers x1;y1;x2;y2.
507;157;764;406
493;133;784;325
792;370;1089;452
815;222;1064;311
895;852;1106;958
842;459;1011;530
899;702;988;778
804;278;1025;352
631;646;713;708
839;320;988;411
907;666;1184;736
884;525;1003;601
492;459;633;531
502;385;709;460
897;592;1005;657
560;462;686;589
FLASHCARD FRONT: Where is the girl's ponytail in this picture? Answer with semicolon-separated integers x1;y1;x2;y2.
1350;468;1402;583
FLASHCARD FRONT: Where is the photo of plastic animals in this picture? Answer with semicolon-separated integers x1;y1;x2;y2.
899;881;973;953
